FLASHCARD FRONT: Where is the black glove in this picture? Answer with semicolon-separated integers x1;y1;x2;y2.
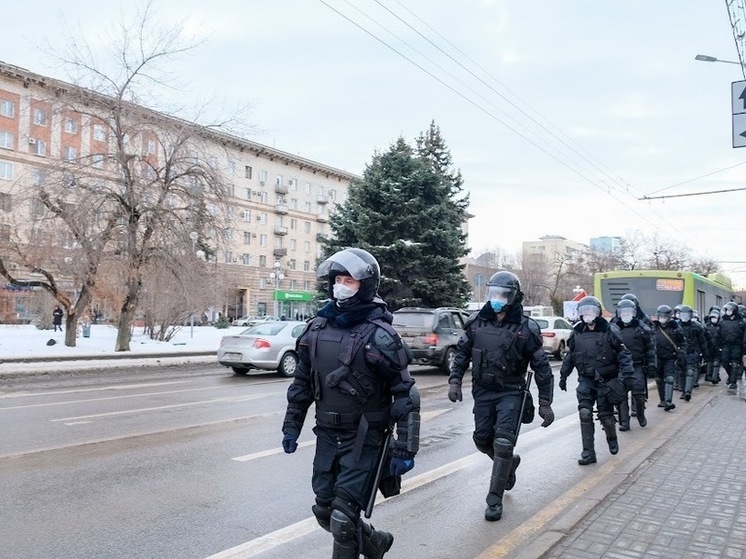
390;444;415;476
448;382;462;402
559;377;567;391
282;432;298;454
538;399;554;427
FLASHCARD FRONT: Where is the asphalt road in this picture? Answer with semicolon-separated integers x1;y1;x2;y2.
0;361;689;559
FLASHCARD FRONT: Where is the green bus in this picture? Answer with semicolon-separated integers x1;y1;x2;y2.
593;270;734;318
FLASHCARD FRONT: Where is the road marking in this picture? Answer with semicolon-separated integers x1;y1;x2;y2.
204;453;483;559
0;381;188;399
49;394;267;422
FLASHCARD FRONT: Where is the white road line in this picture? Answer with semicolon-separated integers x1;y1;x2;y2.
204;453;482;559
49;394;267;422
0;381;188;399
0;387;285;411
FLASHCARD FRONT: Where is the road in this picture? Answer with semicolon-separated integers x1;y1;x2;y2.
0;360;684;559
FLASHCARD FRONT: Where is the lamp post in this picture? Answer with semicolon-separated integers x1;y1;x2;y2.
694;53;746;66
269;260;285;318
188;232;206;338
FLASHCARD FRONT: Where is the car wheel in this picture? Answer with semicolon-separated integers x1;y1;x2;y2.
554;341;566;361
441;347;456;375
278;352;298;377
232;366;249;375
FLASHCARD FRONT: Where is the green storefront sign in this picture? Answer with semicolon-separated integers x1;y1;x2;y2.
274;290;314;302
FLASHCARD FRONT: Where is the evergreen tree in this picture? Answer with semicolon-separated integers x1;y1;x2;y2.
322;128;471;310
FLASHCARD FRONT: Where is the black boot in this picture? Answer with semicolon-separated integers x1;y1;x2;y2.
485;438;513;521
663;377;676;411
617;400;630;431
634;395;647;427
600;417;618;455
361;523;394;559
578;409;596;465
504;454;521;491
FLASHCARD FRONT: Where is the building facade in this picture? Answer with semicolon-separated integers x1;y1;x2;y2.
0;61;356;322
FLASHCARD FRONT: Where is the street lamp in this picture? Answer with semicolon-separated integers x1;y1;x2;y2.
188;232;206;337
695;53;746;67
269;260;285;318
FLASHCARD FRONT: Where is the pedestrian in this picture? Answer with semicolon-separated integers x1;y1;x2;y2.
676;305;708;401
717;302;745;394
652;304;686;411
559;296;633;465
52;305;63;332
610;298;656;430
448;271;555;522
281;248;420;559
703;306;721;384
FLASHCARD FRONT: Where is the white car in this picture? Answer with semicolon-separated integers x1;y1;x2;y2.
217;320;306;376
532;316;573;360
232;316;259;327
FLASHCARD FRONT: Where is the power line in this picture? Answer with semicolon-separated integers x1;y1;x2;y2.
644;160;746;196
640;186;746;200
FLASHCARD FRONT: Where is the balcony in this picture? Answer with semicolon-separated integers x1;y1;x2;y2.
273;247;288;258
274;184;288;195
274;225;289;236
317;194;328;204
316;213;328;223
316;233;327;243
274;203;288;214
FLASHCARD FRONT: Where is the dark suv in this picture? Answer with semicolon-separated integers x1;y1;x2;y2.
392;307;471;374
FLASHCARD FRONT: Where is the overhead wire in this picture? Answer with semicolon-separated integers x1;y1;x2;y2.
316;0;673;233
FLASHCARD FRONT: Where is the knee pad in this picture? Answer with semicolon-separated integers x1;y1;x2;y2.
312;503;332;532
579;407;593;422
493;437;514;459
330;509;356;542
664;374;674;385
473;433;493;456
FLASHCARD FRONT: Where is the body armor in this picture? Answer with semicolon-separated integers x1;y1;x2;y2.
469;320;525;388
617;324;647;365
571;330;619;379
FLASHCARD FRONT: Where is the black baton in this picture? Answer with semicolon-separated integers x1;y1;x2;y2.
364;427;392;519
515;370;534;439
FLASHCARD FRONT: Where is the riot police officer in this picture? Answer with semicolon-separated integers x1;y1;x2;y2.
282;248;420;559
703;307;721;384
718;302;746;394
559;296;633;465
610;299;656;429
652;305;686;410
448;271;554;522
676;305;707;401
620;292;654;328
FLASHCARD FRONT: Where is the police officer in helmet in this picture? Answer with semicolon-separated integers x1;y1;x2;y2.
449;271;555;522
560;296;634;465
282;248;420;559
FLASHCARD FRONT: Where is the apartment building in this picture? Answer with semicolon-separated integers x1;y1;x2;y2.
0;61;356;322
522;235;588;274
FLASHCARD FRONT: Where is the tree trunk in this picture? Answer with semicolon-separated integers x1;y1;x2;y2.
64;312;77;347
115;276;142;351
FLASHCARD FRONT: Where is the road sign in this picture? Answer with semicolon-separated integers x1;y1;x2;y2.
732;80;746;148
571;289;587;302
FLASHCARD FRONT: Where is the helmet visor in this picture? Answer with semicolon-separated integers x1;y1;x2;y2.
578;304;599;322
618;309;634;323
317;250;376;280
485;285;514;303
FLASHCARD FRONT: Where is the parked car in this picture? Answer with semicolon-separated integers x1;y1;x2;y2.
532;315;573;359
232;315;259;327
247;315;279;326
392;307;470;374
217;320;307;376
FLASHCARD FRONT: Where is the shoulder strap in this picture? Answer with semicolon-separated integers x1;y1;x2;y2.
340;320;378;366
658;325;678;351
368;317;411;371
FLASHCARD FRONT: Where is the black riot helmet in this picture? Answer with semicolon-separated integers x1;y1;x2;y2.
739;304;746;318
616;298;636;324
657;304;673;323
577;296;602;324
673;304;683;319
621;293;638;305
485;271;523;310
723;302;738;317
679;304;693;322
316;248;381;308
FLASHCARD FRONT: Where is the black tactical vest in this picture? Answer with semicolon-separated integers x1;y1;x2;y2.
469;319;525;388
572;329;618;379
719;317;745;346
617;324;646;364
307;318;392;430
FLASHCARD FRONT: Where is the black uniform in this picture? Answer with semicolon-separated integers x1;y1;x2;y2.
678;319;707;400
560;317;634;464
717;310;746;391
703;316;721;383
610;315;656;428
449;301;554;521
653;318;686;410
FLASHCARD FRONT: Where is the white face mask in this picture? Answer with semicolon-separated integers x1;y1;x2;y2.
333;283;358;303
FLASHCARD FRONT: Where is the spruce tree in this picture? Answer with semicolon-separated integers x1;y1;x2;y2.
322;127;471;310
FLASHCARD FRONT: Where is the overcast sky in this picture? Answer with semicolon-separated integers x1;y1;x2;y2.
5;1;746;286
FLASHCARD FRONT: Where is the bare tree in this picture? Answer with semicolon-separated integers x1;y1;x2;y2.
688;256;721;276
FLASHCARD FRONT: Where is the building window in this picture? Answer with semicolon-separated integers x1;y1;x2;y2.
228;161;236;175
243;231;251;245
224;251;233;264
289;258;296;270
224;227;233;240
32;108;48;126
63;146;77;161
303;260;310;272
0;192;11;211
304;221;311;233
30;139;46;156
226;206;234;220
243;210;252;222
304;280;311;291
93;124;106;141
63;118;78;134
146;139;156;155
304;241;311;253
0;223;10;241
304;201;312;212
290;198;298;210
32;168;45;186
259;234;267;247
0;100;15;118
259;278;267;289
92;154;105;168
259;255;267;268
225;184;235;197
259;169;268;184
260;191;268;204
304;181;311;194
245;165;252;179
290;239;297;251
258;212;267;225
242;253;251;265
0;131;12;149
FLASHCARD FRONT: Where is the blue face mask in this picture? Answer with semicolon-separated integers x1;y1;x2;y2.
490;300;506;313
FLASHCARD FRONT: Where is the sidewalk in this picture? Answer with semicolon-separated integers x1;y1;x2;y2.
538;387;746;559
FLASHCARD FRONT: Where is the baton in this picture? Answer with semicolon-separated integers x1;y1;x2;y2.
515;370;534;439
364;427;392;519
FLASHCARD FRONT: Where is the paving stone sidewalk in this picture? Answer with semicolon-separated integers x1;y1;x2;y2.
542;391;746;559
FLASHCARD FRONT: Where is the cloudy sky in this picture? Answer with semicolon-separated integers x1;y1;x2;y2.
5;1;746;284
